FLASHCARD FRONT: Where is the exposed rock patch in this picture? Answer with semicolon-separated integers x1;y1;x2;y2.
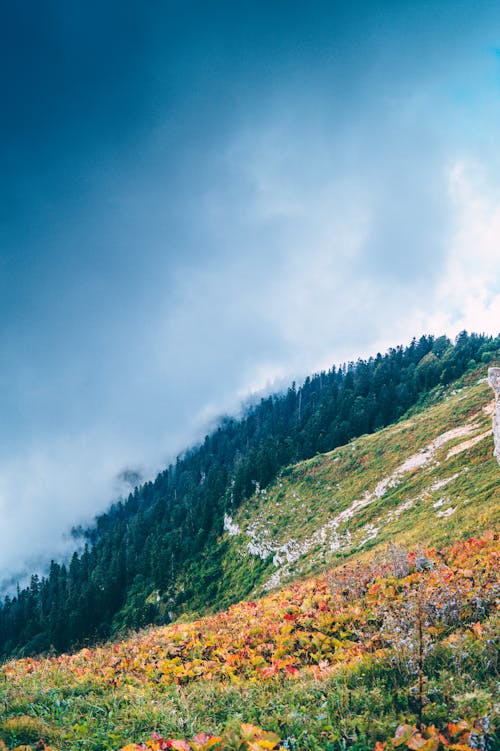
446;430;490;460
223;514;241;537
488;367;500;466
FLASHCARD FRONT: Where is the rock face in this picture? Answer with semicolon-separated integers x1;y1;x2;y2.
488;367;500;466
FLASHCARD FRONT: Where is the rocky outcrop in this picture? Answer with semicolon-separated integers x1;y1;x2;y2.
488;367;500;466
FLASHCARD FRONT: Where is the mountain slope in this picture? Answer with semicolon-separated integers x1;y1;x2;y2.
0;353;498;751
209;368;499;606
0;332;498;658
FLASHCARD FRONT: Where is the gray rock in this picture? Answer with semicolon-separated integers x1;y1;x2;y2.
488;367;500;466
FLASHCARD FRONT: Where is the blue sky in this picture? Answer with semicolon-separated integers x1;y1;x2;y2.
1;1;499;582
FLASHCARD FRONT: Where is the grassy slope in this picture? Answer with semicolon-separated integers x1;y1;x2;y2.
213;367;499;607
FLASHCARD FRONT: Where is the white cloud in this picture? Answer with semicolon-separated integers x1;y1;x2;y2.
0;431;120;581
419;158;500;337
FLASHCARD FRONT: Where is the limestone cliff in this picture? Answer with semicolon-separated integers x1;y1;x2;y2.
488;367;500;466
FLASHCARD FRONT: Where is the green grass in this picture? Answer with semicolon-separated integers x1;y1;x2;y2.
216;366;499;600
2;615;498;750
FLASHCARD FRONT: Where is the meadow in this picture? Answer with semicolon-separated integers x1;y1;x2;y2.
1;533;498;751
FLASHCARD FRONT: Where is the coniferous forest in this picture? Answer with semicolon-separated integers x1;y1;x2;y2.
0;331;498;660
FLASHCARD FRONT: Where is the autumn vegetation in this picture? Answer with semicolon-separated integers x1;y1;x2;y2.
1;534;498;750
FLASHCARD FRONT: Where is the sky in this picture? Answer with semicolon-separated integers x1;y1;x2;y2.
1;1;500;585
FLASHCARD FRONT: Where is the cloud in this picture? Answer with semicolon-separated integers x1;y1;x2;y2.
0;431;122;583
116;468;144;490
421;159;500;336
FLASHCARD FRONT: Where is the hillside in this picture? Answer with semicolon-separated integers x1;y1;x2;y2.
0;348;498;749
208;368;499;607
1;332;498;659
